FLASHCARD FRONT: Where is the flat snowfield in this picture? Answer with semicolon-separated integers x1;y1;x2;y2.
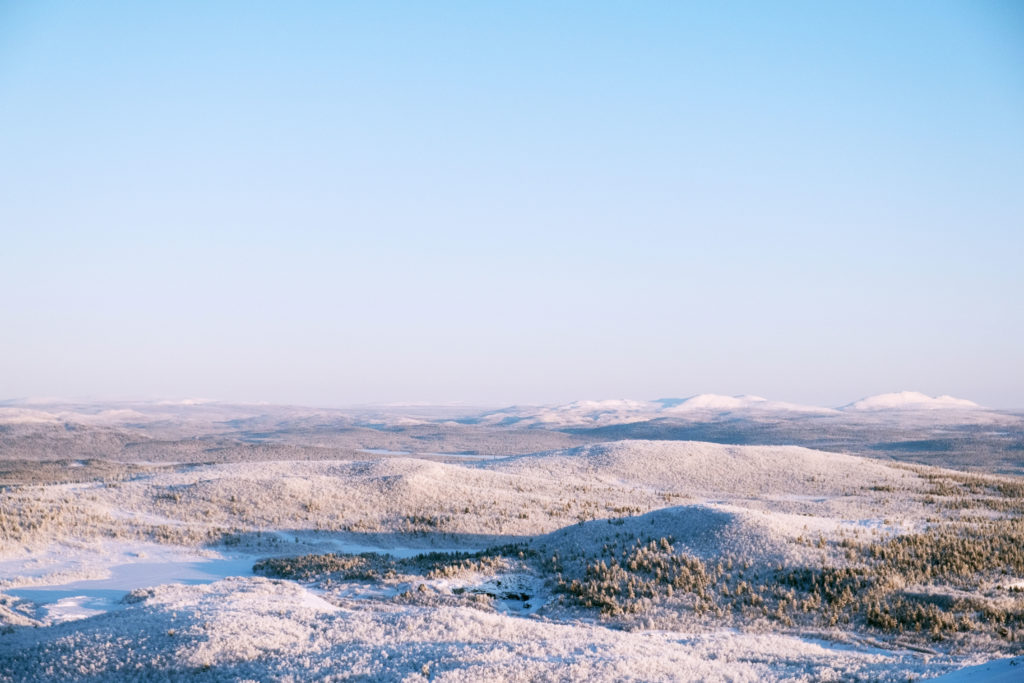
3;408;1024;680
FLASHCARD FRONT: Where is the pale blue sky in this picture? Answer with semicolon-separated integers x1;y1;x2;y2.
1;1;1022;408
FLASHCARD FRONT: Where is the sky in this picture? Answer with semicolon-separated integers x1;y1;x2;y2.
1;1;1022;409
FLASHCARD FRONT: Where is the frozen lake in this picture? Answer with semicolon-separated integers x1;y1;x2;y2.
4;536;480;623
8;553;255;622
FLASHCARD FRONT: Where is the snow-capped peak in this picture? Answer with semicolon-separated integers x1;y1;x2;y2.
661;394;835;415
664;394;768;412
842;391;981;411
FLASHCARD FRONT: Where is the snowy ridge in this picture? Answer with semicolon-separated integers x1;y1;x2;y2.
471;391;990;428
494;440;906;498
473;394;840;427
0;392;996;434
843;391;982;411
536;504;799;567
662;393;837;415
473;399;659;427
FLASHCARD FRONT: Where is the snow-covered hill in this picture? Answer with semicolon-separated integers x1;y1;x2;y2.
662;393;837;416
469;391;996;428
471;394;841;428
843;391;983;411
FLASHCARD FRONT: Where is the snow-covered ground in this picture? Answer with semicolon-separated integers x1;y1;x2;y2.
2;416;1023;680
5;543;251;624
0;575;989;681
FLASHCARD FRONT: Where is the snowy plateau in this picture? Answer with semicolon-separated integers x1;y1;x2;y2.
1;394;1024;681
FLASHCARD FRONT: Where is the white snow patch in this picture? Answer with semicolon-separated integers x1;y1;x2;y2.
39;595;108;622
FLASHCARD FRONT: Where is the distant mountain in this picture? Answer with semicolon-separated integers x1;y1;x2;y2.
842;391;982;411
2;395;1021;474
470;394;838;428
661;394;837;415
471;399;659;428
466;392;1003;429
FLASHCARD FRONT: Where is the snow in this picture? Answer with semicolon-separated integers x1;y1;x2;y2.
664;393;769;411
157;398;218;405
494;440;908;502
536;504;798;567
931;658;1023;682
663;393;838;415
0;533;489;626
0;577;965;682
2;541;255;624
0;541;213;588
1;431;1018;681
473;394;845;427
527;399;661;427
0;407;61;424
843;391;981;411
3;394;1003;438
